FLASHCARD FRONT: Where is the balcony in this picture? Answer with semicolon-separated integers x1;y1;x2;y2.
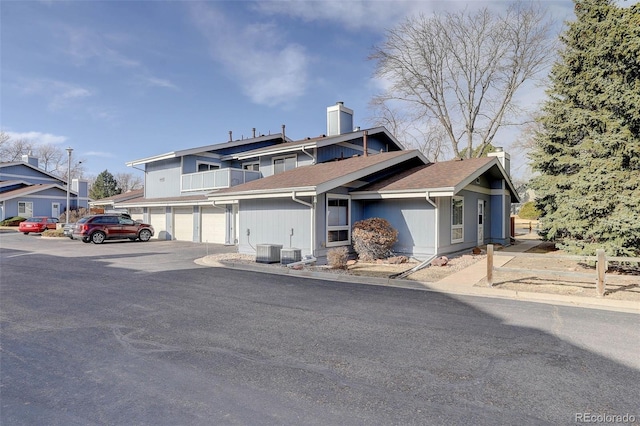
181;168;261;192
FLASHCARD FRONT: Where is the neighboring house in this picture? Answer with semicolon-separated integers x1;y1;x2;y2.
0;154;89;221
118;102;519;260
89;188;144;216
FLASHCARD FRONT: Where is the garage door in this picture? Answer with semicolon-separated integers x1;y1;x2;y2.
149;208;167;239
201;206;226;244
173;207;194;241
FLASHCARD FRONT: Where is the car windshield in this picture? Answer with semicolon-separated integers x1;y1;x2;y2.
77;217;89;224
25;218;43;222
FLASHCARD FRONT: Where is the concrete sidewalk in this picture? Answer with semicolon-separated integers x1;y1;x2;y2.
198;238;639;314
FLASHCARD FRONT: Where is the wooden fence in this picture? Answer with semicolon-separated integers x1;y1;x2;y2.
485;244;640;298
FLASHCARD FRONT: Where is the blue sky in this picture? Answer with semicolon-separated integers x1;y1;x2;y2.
0;0;586;179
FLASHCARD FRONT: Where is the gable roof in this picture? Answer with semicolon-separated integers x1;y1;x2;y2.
0;183;73;202
209;150;426;201
126;133;291;167
0;161;67;184
224;127;404;161
351;156;520;201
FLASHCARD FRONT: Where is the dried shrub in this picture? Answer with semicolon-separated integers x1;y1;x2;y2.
327;246;349;269
352;218;398;262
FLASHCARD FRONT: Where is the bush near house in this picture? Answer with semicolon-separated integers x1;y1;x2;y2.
518;202;541;220
327;246;350;269
0;216;26;226
352;218;398;262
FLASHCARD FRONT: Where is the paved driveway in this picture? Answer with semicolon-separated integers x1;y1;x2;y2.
1;233;639;425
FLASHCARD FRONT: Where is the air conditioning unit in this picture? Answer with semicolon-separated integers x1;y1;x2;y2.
280;248;302;265
256;244;283;263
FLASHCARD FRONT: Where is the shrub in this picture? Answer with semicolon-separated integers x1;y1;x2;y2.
0;216;26;226
352;218;398;262
327;246;349;269
518;201;542;220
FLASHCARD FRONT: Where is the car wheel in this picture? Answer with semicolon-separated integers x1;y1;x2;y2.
23;232;29;235
91;232;106;244
82;237;90;243
138;229;152;242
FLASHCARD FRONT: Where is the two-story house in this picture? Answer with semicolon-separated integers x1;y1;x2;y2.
119;102;519;261
0;154;89;221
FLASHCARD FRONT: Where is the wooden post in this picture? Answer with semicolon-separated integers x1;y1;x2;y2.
487;244;494;286
596;249;606;297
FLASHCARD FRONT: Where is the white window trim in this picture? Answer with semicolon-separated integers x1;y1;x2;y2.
196;160;220;171
451;196;464;244
326;194;351;247
18;201;33;217
272;154;297;174
242;161;260;171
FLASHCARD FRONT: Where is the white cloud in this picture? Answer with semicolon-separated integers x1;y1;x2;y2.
188;2;310;107
143;76;179;90
62;26;140;68
5;131;68;145
19;78;93;110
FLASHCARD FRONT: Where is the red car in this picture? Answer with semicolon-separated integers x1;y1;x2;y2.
19;217;59;234
72;214;154;244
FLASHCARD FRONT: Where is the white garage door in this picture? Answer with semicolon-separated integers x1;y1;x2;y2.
173;207;194;241
149;208;167;240
201;206;226;244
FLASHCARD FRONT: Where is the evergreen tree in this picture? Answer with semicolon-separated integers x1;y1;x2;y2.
90;170;121;200
530;0;640;256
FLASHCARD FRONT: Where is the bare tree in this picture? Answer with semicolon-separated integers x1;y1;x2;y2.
370;2;556;158
368;96;448;162
114;172;143;193
0;134;35;162
35;143;65;174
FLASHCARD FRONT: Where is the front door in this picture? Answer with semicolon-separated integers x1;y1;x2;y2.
477;200;485;246
52;203;60;219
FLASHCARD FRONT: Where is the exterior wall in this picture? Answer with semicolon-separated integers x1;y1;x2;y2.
361;199;437;258
0;164;63;185
145;158;182;198
237;198;312;256
3;188;69;218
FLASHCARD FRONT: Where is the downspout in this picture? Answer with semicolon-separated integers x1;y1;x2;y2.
390;192;439;280
425;192;438;256
301;146;316;164
291;192;314;256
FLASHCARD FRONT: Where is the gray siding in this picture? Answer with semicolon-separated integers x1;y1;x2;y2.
237;198;313;256
145;158;182;198
362;199;436;258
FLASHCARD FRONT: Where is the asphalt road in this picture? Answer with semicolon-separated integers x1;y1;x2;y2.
1;233;639;425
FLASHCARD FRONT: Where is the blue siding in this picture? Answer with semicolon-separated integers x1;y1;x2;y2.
146;158;182;198
362;199;436;258
0;164;63;185
238;198;312;256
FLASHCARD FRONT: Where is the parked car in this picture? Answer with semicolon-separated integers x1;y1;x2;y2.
64;213;133;239
72;214;154;244
18;217;59;234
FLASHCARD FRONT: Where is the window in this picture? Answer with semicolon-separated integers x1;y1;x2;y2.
242;162;260;171
451;196;464;243
197;162;220;172
18;202;33;217
273;155;296;174
326;195;350;246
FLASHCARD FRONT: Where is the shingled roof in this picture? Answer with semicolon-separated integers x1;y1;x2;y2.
352;156;519;200
210;150;424;198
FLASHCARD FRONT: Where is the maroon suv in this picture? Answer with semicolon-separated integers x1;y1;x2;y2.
72;214;154;244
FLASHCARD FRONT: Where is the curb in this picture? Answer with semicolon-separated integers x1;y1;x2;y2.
195;257;640;315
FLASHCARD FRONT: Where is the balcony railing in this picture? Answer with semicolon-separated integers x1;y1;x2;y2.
181;168;261;192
